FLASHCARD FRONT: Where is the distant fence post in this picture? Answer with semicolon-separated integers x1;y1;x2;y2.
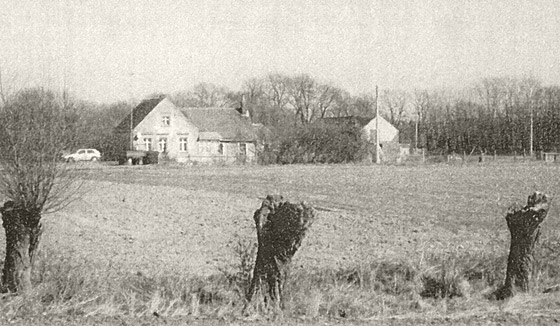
422;149;425;163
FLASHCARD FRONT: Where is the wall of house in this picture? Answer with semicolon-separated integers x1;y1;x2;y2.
190;140;221;163
132;98;199;161
223;142;256;164
362;117;401;163
130;98;257;165
363;117;399;144
187;141;257;164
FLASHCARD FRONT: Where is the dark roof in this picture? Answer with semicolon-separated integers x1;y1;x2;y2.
114;96;166;132
321;116;374;128
180;107;257;142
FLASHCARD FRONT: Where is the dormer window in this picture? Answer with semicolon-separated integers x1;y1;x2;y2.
162;116;170;126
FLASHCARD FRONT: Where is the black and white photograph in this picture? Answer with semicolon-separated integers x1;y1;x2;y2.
0;1;559;325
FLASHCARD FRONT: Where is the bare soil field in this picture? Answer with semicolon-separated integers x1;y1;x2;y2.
66;162;560;273
2;162;560;325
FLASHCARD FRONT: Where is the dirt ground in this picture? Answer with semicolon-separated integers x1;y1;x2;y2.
2;162;560;325
39;162;551;277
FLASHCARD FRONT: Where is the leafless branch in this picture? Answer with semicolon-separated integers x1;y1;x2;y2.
0;88;83;214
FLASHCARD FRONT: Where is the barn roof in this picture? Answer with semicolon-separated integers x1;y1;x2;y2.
321;115;397;130
114;96;166;133
198;131;222;141
180;107;257;142
321;116;375;128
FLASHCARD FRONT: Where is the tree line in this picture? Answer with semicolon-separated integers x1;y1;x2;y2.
4;74;560;159
408;77;560;155
171;75;560;156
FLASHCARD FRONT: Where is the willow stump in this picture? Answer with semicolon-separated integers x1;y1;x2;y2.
246;195;316;308
495;192;550;300
1;201;43;293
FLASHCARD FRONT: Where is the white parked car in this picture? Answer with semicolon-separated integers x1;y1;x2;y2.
63;149;102;162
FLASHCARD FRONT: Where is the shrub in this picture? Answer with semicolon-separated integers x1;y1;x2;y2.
276;122;370;164
144;151;159;165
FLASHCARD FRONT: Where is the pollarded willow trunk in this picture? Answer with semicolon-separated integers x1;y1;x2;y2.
246;195;316;308
1;201;43;293
495;192;550;300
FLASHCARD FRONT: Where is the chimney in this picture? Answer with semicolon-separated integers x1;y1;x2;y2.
236;94;251;120
235;93;244;114
243;109;251;120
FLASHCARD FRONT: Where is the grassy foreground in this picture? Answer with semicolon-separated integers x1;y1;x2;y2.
1;162;560;325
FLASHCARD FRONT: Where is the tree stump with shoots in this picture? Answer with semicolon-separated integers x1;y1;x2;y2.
246;195;316;310
495;192;551;300
1;201;43;293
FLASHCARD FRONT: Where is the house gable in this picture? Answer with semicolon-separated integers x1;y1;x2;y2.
321;116;374;129
363;116;399;143
320;115;399;143
134;98;198;138
131;98;199;157
115;96;166;133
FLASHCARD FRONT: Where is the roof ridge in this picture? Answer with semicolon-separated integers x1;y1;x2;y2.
180;106;236;110
115;96;166;132
178;106;256;142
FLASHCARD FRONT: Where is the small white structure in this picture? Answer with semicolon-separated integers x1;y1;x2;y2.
321;115;401;162
362;116;399;143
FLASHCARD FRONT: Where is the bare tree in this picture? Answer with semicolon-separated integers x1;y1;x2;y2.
352;94;376;117
0;88;82;293
0;64;18;106
382;89;409;129
316;84;343;118
286;74;316;125
264;74;293;129
172;83;231;108
413;90;431;149
266;74;290;112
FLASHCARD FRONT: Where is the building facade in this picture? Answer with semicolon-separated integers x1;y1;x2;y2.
115;97;257;164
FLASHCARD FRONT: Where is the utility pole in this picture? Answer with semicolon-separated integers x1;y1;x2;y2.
130;104;134;150
530;105;533;157
529;88;535;158
375;85;380;164
129;72;135;151
526;85;535;158
415;112;419;150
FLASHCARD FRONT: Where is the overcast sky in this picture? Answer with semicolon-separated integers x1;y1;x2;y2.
1;0;559;103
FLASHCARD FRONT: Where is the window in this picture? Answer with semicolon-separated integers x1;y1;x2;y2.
158;137;167;152
239;143;247;155
162;116;170;126
143;138;152;151
179;137;188;152
78;150;85;154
